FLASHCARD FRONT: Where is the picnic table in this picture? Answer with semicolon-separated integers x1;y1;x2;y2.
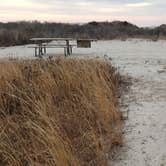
30;38;96;57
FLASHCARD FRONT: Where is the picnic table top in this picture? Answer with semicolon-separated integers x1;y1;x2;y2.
30;38;73;41
30;38;97;41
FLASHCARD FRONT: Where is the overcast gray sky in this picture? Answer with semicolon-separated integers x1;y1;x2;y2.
0;0;165;26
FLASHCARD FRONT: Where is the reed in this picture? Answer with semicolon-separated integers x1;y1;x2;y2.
0;57;122;165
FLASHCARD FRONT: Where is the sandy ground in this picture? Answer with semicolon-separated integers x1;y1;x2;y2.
105;40;166;166
0;39;166;165
110;58;166;166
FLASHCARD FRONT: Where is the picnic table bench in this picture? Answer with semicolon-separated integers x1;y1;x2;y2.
29;44;76;57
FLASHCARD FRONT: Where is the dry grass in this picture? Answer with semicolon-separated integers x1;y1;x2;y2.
0;57;122;166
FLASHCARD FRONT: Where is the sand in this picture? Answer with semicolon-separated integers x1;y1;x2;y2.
0;39;166;166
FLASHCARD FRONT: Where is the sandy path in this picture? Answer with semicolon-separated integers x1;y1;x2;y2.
110;58;166;166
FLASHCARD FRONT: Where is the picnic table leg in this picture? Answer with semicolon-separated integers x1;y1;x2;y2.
44;46;46;55
38;47;40;57
35;47;37;57
69;46;72;54
66;40;70;56
39;44;43;56
39;45;41;56
64;47;67;57
41;45;44;55
39;46;41;56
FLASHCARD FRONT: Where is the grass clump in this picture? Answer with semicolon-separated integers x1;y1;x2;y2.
0;57;122;166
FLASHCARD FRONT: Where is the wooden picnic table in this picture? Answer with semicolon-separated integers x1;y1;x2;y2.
30;38;97;57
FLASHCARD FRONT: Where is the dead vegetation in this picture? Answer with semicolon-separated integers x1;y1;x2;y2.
0;57;122;166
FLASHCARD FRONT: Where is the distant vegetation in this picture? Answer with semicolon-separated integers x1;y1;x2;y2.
0;58;122;165
0;21;166;46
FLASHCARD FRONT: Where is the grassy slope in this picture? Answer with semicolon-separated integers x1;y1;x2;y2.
0;58;122;166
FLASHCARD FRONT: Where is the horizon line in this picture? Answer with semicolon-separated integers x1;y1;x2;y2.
0;20;165;28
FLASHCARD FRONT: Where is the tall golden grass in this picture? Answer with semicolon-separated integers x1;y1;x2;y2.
0;58;122;166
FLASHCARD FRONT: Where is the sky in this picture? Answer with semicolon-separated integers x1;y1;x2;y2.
0;0;166;26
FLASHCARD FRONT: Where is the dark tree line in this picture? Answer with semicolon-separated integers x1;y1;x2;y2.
0;21;166;46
